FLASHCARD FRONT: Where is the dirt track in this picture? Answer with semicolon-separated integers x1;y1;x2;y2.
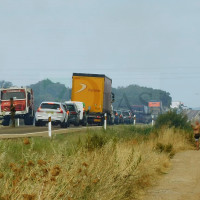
143;150;200;200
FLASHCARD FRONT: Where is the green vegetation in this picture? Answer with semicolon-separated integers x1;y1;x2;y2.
155;110;192;130
112;84;172;109
0;125;193;200
0;80;13;88
29;79;71;110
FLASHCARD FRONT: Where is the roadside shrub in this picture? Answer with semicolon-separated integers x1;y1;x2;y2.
129;126;153;135
155;143;175;158
155;110;191;130
85;134;108;151
155;143;165;153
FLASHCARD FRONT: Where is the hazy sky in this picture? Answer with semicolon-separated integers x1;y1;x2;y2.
1;0;200;107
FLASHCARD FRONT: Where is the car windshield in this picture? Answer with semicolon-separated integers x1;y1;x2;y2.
122;111;130;116
41;103;60;110
66;104;75;111
1;91;25;100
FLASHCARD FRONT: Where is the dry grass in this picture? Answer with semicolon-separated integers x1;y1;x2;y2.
0;126;192;200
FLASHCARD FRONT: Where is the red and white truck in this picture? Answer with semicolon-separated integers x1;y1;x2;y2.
0;87;34;126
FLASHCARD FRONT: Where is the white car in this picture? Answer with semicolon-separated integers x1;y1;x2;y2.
35;101;69;128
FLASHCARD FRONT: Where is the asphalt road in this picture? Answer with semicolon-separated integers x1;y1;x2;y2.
0;125;101;139
0;126;60;134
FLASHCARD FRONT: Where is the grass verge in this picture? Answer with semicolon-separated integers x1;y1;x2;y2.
0;125;193;200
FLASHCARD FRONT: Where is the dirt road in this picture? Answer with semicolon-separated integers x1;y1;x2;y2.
143;150;200;200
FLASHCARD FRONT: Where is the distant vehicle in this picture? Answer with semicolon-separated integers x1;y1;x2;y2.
71;73;115;125
131;105;151;124
113;110;119;124
117;110;124;124
64;101;80;126
0;87;34;126
35;101;69;128
122;110;133;124
113;110;124;124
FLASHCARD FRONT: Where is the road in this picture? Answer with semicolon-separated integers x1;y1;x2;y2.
143;150;200;200
0;125;101;139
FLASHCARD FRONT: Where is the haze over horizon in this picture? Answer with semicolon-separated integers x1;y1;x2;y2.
1;0;200;108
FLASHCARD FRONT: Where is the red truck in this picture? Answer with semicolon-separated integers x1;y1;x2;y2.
0;87;34;126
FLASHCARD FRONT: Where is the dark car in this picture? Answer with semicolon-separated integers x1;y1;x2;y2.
64;102;80;126
113;110;124;124
122;110;133;124
113;110;119;124
117;110;124;124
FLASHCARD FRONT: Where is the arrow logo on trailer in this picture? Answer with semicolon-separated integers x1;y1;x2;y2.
75;83;87;93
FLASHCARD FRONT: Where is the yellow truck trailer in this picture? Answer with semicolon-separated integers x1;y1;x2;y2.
71;73;114;124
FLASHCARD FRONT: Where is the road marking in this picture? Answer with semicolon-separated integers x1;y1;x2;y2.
0;126;102;138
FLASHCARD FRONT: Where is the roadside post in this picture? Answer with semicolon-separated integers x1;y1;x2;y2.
33;116;35;126
104;113;107;130
17;118;19;127
133;115;136;125
151;115;154;126
48;115;52;138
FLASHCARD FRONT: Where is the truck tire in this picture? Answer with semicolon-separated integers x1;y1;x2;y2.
24;112;34;125
35;120;41;126
2;116;10;126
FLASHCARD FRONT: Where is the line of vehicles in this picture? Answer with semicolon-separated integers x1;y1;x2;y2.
113;110;134;124
0;73;116;127
0;73;163;127
34;101;87;128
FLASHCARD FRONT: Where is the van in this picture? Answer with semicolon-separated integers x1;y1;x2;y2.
65;101;87;126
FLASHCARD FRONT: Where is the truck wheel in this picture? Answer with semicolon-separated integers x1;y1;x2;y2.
24;113;34;125
35;120;41;126
2;116;10;126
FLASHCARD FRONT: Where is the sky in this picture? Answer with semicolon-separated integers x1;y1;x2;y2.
1;0;200;108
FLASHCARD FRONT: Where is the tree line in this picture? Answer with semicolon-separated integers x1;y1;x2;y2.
0;79;172;111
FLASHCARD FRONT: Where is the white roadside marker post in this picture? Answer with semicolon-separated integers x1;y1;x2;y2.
133;115;136;125
17;118;19;127
48;115;52;138
151;115;154;126
104;113;107;130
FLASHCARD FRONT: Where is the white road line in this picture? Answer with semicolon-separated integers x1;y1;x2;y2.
0;126;101;138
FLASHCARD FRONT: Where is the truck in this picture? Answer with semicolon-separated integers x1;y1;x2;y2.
71;73;114;125
131;105;151;124
0;87;34;126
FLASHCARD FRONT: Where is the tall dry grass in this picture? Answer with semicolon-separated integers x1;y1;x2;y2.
0;126;193;200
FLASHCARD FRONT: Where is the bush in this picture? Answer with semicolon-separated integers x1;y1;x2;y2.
130;126;153;135
155;143;175;158
154;110;191;130
85;134;108;151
